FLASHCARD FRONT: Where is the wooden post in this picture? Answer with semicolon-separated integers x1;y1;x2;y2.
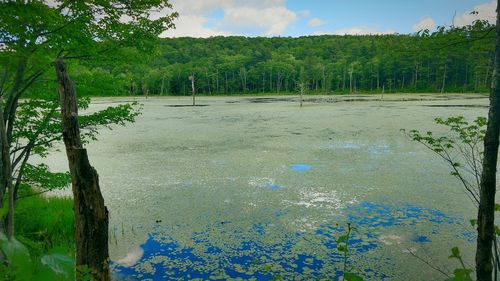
54;57;110;281
189;75;195;106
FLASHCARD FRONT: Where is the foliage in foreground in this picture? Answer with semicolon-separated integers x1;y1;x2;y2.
1;195;74;281
404;116;498;280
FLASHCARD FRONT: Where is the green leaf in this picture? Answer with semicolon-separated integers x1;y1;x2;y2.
344;272;365;281
445;268;474;281
495;204;500;212
449;247;460;259
0;234;34;281
470;219;477;227
337;244;347;253
40;247;75;279
337;235;348;243
495;225;500;236
23;164;71;191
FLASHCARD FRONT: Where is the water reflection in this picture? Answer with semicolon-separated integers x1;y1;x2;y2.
112;201;471;280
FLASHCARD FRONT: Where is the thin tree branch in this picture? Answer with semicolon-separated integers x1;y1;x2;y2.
407;248;451;278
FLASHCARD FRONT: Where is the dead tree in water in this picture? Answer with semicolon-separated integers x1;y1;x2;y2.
189;75;195;106
54;57;110;281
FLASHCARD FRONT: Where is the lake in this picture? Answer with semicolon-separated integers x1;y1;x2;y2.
43;94;488;280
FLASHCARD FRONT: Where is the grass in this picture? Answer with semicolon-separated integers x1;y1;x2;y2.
0;194;75;280
14;195;74;257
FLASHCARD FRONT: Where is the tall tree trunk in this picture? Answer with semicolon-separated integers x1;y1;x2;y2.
0;96;13;240
205;69;211;95
262;73;265;93
342;63;346;92
377;71;380;91
54;58;110;281
322;65;326;93
485;55;493;86
349;69;353;94
276;73;281;94
441;61;447;93
225;72;228;94
160;74;165;96
300;82;304;107
4;57;27;145
216;69;219;94
464;63;469;92
269;69;273;92
476;2;500;280
414;61;419;89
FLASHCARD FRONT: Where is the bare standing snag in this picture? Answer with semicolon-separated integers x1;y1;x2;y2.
55;57;110;281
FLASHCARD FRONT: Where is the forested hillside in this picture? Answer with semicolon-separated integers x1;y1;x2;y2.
30;20;494;97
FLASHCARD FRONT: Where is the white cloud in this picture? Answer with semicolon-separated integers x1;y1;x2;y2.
326;26;395;36
308;18;325;27
163;0;296;37
412;16;436;32
454;0;496;26
219;6;296;36
300;10;311;18
161;14;230;38
169;0;231;15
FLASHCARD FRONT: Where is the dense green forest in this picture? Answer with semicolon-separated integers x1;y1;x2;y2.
28;20;495;98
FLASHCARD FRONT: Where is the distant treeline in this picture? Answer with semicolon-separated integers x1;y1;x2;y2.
29;20;495;97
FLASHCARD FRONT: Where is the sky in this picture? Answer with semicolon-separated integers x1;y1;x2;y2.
160;0;497;38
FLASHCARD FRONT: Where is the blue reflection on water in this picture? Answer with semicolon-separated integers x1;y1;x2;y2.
265;183;282;190
291;164;311;171
112;201;472;280
346;201;457;228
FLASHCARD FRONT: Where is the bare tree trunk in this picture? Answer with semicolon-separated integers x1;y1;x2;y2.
54;57;110;281
189;75;195;106
476;3;500;280
0;96;13;240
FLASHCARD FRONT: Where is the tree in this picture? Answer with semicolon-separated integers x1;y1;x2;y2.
0;0;177;278
476;1;500;279
405;4;500;279
298;66;307;107
55;57;110;281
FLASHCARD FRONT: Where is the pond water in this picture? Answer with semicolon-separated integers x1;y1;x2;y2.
44;94;489;280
